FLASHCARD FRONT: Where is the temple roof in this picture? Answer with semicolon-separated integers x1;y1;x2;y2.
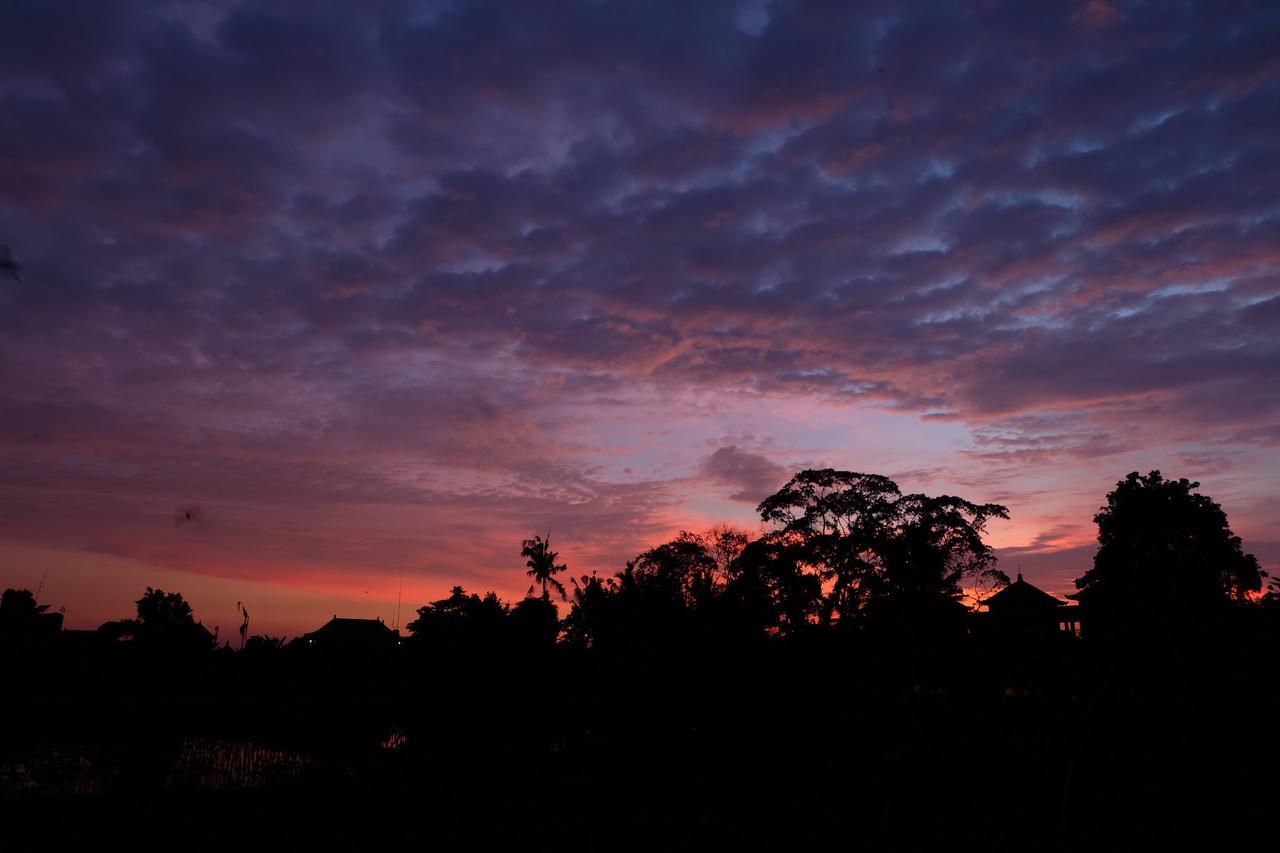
984;573;1069;611
307;616;397;640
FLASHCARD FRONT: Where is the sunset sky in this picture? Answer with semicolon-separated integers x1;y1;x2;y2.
1;0;1277;639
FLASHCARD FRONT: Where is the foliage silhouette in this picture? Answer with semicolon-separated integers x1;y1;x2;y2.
126;587;215;653
135;586;195;628
757;469;1009;630
1072;470;1264;635
563;571;610;649
242;635;285;655
2;467;1277;851
1;587;48;614
406;585;508;645
704;523;751;584
521;534;567;600
509;595;559;651
724;536;822;636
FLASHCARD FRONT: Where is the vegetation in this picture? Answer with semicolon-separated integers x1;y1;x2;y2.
521;534;567;601
0;587;48;614
1074;470;1264;619
0;468;1275;849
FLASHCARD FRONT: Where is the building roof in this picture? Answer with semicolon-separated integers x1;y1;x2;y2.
984;573;1069;611
303;616;398;644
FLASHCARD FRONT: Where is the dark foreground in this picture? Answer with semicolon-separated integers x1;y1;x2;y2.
2;643;1276;851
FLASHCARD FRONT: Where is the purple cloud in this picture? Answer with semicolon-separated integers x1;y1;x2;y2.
702;445;790;503
1;0;1278;632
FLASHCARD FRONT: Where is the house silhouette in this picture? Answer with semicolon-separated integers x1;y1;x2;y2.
984;573;1080;638
298;616;400;652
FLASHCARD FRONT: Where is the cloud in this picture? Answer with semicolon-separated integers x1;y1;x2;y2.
1;0;1278;629
702;445;790;504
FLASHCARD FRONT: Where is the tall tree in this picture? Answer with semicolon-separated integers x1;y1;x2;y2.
563;572;613;649
0;588;48;615
1073;471;1263;622
128;587;214;652
721;537;822;636
704;524;751;585
509;596;559;651
135;587;195;630
757;469;1008;628
758;470;902;625
633;531;719;607
405;586;512;688
522;534;568;601
882;493;1010;601
406;586;508;639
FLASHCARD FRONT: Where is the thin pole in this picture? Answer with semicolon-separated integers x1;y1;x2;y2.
394;564;404;631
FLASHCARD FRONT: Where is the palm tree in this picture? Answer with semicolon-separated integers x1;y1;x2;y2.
522;533;567;601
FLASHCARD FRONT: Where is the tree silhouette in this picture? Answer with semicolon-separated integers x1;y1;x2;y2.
758;469;1008;629
136;587;195;629
563;572;612;648
721;537;821;637
522;534;567;601
758;469;901;625
1264;576;1280;608
127;587;214;652
1073;470;1263;629
711;535;819;635
704;524;751;585
881;493;1010;602
633;531;719;607
1;588;48;615
242;635;285;655
406;585;509;652
509;595;559;650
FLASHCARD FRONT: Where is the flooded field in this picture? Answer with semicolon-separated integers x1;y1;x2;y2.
0;746;117;797
165;737;323;790
0;730;405;798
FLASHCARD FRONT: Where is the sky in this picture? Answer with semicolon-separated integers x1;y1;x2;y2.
1;0;1278;639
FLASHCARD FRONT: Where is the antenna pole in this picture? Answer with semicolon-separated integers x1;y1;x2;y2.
394;564;404;632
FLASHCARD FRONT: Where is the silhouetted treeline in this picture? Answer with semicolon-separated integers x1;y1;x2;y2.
3;468;1276;695
2;469;1277;849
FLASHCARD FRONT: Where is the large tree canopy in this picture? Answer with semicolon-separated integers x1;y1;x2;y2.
0;588;48;615
135;587;195;630
1074;471;1263;619
126;587;214;652
757;469;1009;627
